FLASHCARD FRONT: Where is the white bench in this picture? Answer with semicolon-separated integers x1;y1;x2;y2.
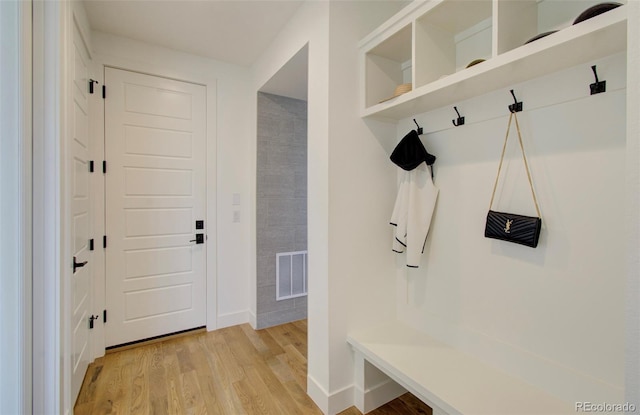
347;321;574;415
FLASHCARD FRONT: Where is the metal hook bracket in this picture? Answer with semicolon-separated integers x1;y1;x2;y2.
413;119;423;135
452;106;465;126
590;65;606;95
508;89;523;113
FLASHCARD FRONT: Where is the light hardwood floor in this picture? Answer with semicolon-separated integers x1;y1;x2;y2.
75;320;432;415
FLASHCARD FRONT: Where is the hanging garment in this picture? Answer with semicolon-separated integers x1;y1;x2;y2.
390;129;436;170
390;161;438;267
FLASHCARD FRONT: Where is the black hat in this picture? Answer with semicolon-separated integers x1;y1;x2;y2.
574;2;622;24
390;130;436;171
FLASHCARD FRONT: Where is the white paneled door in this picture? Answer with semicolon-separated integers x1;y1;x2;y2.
70;21;93;401
104;68;207;347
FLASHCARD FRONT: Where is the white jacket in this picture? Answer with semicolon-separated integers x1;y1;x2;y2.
390;161;438;267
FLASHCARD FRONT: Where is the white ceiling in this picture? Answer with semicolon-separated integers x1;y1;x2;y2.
83;0;305;67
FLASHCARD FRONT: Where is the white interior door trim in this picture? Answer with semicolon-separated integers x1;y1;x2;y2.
59;0;74;412
89;54;218;355
89;60;106;360
32;0;63;413
69;8;94;401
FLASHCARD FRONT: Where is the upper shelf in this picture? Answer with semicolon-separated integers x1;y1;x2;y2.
360;1;627;121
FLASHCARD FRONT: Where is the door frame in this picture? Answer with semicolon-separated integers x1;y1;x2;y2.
32;0;67;413
91;58;218;357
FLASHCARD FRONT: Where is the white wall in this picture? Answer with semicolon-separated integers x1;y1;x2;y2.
326;2;410;412
251;2;332;408
90;31;254;331
0;1;31;413
626;1;640;411
395;52;627;404
252;2;408;413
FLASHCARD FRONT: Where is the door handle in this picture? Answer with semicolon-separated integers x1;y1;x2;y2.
73;256;88;273
190;233;204;244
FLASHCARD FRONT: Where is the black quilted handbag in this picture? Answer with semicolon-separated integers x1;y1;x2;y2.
485;111;542;248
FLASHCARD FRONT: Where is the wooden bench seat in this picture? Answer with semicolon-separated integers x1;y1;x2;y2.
347;321;574;415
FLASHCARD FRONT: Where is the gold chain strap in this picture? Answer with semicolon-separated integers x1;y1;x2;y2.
488;112;541;217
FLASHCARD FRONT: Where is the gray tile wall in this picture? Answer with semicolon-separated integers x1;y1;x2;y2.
256;92;307;329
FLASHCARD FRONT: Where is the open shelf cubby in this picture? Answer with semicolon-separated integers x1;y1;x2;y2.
359;0;627;120
364;23;413;108
496;0;619;54
415;0;492;87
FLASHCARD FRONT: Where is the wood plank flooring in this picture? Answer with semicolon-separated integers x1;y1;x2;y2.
75;319;432;415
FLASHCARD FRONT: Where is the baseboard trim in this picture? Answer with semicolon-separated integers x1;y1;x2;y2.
307;374;330;414
248;309;257;329
216;310;249;329
307;375;355;415
329;384;355;415
354;378;406;414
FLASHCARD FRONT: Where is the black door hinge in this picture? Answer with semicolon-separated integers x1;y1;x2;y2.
89;160;94;172
89;238;94;251
102;85;106;99
102;160;107;174
103;309;108;323
89;315;99;329
103;235;107;248
89;79;99;94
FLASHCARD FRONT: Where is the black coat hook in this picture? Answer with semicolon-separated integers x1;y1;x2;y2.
413;119;423;135
508;89;523;113
452;106;465;126
590;65;606;95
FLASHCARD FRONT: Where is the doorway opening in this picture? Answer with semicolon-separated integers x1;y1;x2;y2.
256;44;309;329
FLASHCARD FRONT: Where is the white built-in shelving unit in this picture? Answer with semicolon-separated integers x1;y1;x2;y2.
360;0;627;120
352;2;633;413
